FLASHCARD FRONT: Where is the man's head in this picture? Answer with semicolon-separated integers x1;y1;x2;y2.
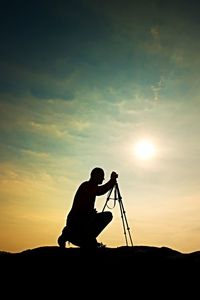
90;167;105;184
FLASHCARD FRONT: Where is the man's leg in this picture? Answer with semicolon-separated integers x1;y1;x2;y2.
58;225;84;248
71;213;113;248
91;211;113;238
57;226;67;248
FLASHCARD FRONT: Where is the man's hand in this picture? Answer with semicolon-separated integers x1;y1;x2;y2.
110;171;118;180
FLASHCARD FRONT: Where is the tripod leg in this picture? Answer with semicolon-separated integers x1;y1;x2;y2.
119;199;133;247
102;182;134;247
115;183;133;246
119;200;129;246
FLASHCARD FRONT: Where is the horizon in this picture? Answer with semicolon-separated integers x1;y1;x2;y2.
1;0;200;253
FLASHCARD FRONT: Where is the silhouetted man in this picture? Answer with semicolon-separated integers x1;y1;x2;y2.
58;167;118;248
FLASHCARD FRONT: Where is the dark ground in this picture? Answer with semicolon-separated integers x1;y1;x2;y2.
1;245;199;296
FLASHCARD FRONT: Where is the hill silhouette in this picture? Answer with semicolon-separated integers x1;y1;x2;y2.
1;245;199;273
1;245;199;296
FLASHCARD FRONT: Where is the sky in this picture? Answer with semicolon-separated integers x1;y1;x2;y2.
0;0;200;253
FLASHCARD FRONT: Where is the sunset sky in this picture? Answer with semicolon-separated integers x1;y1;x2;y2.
1;0;200;253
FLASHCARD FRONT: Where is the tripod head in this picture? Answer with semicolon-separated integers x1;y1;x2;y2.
113;182;122;201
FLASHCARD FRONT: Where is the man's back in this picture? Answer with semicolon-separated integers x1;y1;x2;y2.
70;180;97;216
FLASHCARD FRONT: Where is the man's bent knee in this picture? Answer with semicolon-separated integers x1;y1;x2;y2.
105;211;113;222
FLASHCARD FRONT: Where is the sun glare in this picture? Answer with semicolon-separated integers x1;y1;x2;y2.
134;140;156;160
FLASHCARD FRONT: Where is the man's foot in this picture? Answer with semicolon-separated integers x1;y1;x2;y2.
96;242;106;248
58;226;73;248
79;239;106;249
57;235;66;248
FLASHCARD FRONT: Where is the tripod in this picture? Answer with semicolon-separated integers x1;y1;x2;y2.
102;182;133;247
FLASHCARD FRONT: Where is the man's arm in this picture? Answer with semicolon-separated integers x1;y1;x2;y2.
96;171;118;196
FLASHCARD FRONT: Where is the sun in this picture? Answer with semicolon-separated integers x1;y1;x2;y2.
133;139;156;160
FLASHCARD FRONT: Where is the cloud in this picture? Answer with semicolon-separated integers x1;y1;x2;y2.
151;77;165;103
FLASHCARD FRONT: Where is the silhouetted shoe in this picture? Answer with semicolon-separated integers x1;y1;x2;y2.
96;242;106;248
57;235;66;248
79;239;106;249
